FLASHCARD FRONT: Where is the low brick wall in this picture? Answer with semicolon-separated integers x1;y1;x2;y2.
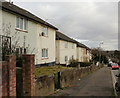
60;65;103;88
35;65;103;96
35;75;55;96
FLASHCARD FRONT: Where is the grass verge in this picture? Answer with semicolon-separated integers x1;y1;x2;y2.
35;65;72;77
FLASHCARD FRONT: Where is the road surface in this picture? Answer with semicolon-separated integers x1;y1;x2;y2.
52;67;114;96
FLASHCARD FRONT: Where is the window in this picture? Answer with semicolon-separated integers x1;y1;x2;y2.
42;26;48;36
65;42;68;48
16;48;26;55
65;56;68;62
16;17;19;28
16;16;28;31
20;18;23;29
24;19;27;30
42;49;48;58
20;48;23;54
72;55;74;59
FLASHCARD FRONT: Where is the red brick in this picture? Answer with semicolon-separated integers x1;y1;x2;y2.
22;55;35;96
5;55;16;97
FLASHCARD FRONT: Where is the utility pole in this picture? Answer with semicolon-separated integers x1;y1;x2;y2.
99;42;103;64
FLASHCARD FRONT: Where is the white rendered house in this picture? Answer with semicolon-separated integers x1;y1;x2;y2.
1;2;58;65
56;31;77;65
76;42;91;62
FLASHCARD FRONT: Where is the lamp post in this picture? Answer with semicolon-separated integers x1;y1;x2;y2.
99;42;103;64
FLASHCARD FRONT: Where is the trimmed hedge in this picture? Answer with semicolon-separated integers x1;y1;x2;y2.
80;62;92;67
68;59;79;67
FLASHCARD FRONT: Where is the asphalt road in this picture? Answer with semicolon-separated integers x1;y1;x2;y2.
52;67;114;96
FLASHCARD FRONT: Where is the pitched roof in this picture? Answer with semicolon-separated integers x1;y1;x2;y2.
1;2;58;30
77;41;91;50
56;31;77;43
56;31;91;50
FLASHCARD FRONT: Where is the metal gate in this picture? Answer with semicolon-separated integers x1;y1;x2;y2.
16;67;22;97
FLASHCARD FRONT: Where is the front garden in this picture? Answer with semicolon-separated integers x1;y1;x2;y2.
35;65;73;77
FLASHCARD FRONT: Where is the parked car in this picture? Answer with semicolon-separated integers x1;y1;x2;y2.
111;63;119;70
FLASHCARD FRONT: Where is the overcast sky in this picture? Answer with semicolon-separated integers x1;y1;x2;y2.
7;0;118;50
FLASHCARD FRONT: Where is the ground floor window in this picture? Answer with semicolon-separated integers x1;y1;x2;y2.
16;48;26;55
42;48;48;58
72;55;74;59
65;56;68;62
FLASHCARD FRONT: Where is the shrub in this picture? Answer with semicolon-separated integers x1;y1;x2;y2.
80;62;92;67
68;59;79;67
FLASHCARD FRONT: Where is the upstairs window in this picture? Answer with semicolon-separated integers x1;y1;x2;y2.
16;16;28;31
42;26;48;36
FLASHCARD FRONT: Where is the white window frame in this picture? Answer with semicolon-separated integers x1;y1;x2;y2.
65;56;68;62
16;16;28;31
42;48;48;58
42;26;48;36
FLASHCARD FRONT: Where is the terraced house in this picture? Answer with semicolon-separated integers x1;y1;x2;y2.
76;42;91;62
1;2;58;65
56;31;77;65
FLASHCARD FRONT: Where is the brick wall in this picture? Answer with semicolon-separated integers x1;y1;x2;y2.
35;75;55;96
60;65;102;88
5;55;16;96
22;54;35;96
0;56;16;97
0;61;8;97
0;55;36;97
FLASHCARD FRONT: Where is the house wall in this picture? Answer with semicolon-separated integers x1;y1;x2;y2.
86;50;92;62
2;10;56;65
56;40;77;65
36;25;56;65
77;47;84;62
83;48;87;62
56;40;60;64
77;47;88;62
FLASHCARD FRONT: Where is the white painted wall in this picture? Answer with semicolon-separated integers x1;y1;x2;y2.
2;10;56;65
56;40;77;65
77;47;84;62
86;50;92;62
77;47;90;62
36;24;56;64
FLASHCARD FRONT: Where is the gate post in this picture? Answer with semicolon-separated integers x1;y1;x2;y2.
22;54;35;96
5;55;16;96
0;61;8;97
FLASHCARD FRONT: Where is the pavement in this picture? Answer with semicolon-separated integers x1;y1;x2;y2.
51;67;114;96
111;68;120;96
